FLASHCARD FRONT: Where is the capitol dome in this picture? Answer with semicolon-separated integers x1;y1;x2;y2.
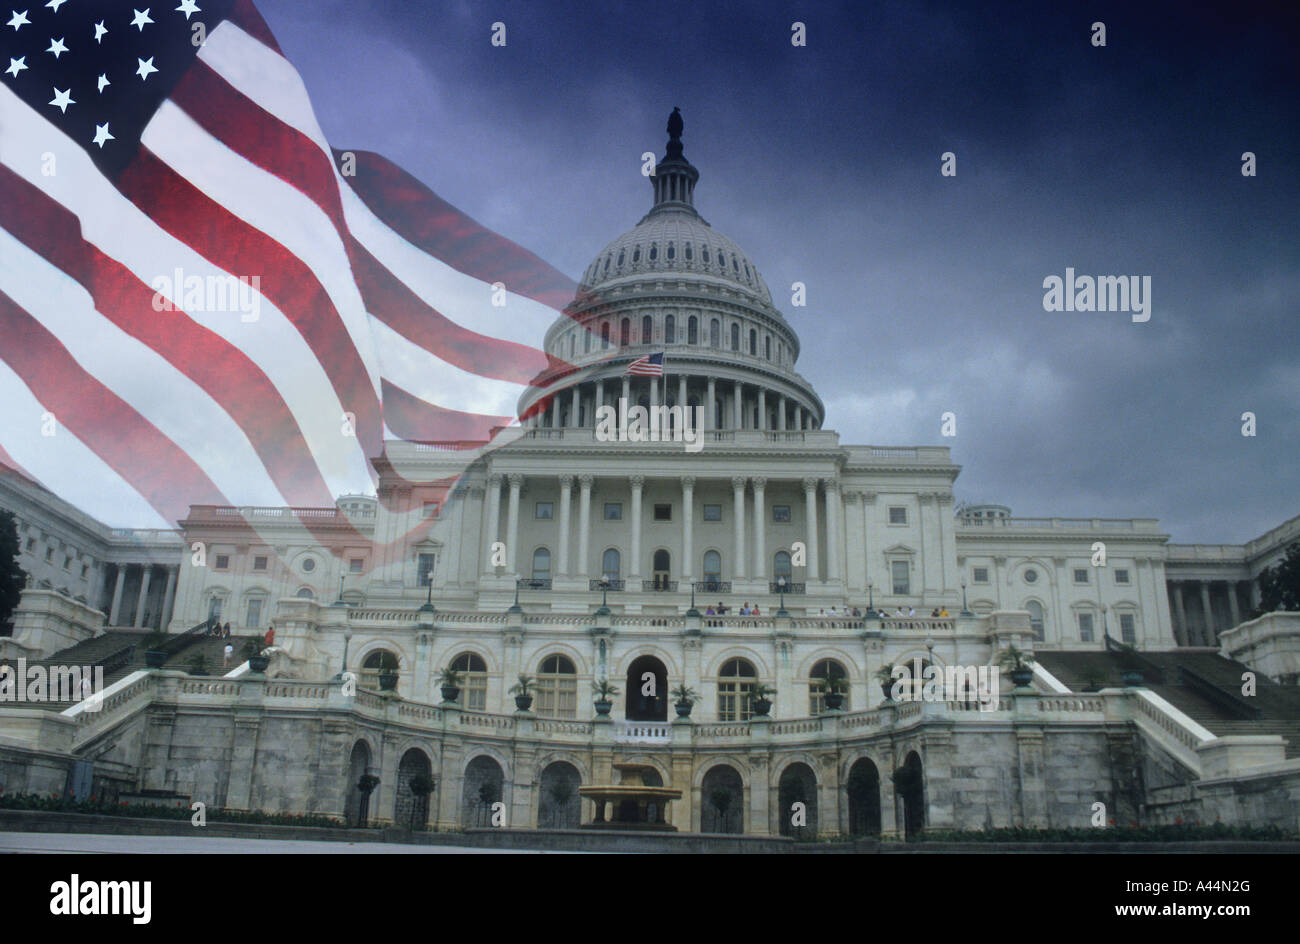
520;109;823;432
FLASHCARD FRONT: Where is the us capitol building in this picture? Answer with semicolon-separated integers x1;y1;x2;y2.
3;112;1298;839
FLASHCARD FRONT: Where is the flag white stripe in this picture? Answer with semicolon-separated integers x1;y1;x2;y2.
0;84;373;498
0;228;287;506
0;361;170;529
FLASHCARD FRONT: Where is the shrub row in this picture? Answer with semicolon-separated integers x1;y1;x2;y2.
0;791;350;828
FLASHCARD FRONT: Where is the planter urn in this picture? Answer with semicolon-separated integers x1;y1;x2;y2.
514;694;534;712
594;698;612;717
145;650;167;669
1009;667;1034;688
823;692;845;711
751;697;772;716
675;700;694;718
440;684;461;703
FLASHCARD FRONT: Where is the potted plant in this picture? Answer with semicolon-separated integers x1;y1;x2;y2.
142;632;169;669
671;683;698;718
819;672;847;711
242;638;268;673
438;666;462;703
997;644;1036;688
186;653;210;677
509;674;535;712
1115;643;1146;686
378;665;399;691
748;682;776;716
875;663;898;701
592;678;619;716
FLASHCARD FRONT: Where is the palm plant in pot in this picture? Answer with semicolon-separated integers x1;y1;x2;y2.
875;663;899;701
242;637;268;673
1080;666;1108;692
186;652;210;677
671;683;698;718
819;671;848;711
509;673;535;712
1115;643;1146;687
592;677;619;716
997;644;1036;688
748;682;776;716
438;666;462;703
142;632;169;669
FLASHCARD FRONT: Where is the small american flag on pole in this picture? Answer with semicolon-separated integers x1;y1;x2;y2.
0;0;581;541
625;352;664;376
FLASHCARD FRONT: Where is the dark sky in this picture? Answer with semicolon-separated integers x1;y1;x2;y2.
259;0;1298;545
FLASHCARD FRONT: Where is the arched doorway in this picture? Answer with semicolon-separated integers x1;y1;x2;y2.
625;655;668;721
847;758;881;837
393;748;434;830
538;761;582;829
777;762;818;839
701;764;744;834
344;741;371;826
895;751;925;839
461;755;504;827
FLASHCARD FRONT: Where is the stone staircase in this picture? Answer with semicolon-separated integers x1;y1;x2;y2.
1036;648;1300;758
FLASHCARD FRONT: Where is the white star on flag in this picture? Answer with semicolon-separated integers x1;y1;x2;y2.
94;21;107;42
176;0;201;20
7;10;30;31
136;56;157;80
46;36;68;57
45;0;67;12
5;55;25;76
47;86;74;112
130;8;153;32
97;73;109;92
92;123;114;148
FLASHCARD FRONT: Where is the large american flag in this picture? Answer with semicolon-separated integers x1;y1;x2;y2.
0;0;581;549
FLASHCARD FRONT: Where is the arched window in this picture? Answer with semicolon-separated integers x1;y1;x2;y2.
1026;601;1045;641
666;242;675;261
532;547;551;582
688;315;698;344
620;318;630;347
702;246;710;264
718;251;727;270
600;322;610;349
633;246;641;263
360;649;399;691
649;244;658;262
664;314;675;344
730;323;740;350
773;551;792;581
584;328;592;353
602;548;621;582
685;244;692;261
748;328;757;355
710;319;720;348
617;250;625;266
652;549;670;590
703;550;722;584
642;315;652;345
536;654;577;719
717;658;757;721
451;652;488;710
603;255;610;273
569;333;576;358
765;335;771;360
810;659;849;714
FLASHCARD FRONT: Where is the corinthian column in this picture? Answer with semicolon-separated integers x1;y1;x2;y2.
825;480;843;584
505;473;523;575
751;477;766;581
557;474;573;576
629;474;645;581
803;477;821;582
577;474;593;582
484;474;502;574
681;476;696;583
732;476;747;580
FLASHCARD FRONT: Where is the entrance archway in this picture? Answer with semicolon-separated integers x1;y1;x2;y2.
896;751;925;839
393;748;433;830
461;755;504;827
701;764;744;834
344;741;371;826
847;757;881;837
625;655;668;721
777;762;818;838
538;761;582;829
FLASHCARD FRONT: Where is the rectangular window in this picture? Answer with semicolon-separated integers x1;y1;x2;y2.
1114;568;1130;585
973;567;989;584
422;501;440;518
653;503;672;521
44;547;53;562
245;598;263;628
64;555;73;570
24;537;34;551
1078;612;1094;642
703;504;722;521
891;560;910;595
889;506;907;525
772;505;791;523
1073;568;1090;584
1120;613;1136;644
535;502;554;520
81;564;89;578
604;502;622;520
417;553;435;586
253;556;268;571
350;558;364;573
215;554;230;570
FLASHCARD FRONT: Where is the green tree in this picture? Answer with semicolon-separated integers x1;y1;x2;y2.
0;509;26;631
1256;541;1300;615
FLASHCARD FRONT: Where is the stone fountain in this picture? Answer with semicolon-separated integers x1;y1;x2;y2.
579;763;682;830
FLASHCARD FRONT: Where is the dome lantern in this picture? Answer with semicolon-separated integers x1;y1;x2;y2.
649;107;700;218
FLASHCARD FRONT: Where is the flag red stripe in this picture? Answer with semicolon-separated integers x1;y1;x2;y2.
115;148;384;464
168;62;555;388
0;290;228;525
380;380;512;444
0;166;340;510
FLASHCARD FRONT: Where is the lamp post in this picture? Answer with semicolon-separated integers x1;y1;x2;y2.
334;628;352;681
687;582;699;617
595;577;611;616
418;578;436;630
776;575;789;617
960;580;972;618
867;582;876;619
